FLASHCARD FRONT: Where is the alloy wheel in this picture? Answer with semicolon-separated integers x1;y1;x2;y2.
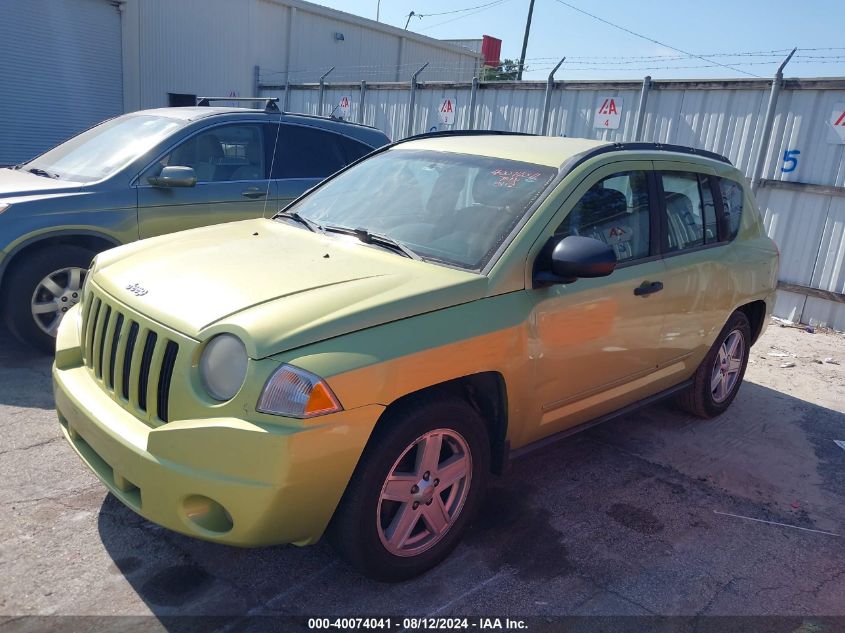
710;329;745;403
377;429;472;557
30;266;86;337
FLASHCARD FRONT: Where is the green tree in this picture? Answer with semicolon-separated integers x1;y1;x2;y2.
480;58;521;81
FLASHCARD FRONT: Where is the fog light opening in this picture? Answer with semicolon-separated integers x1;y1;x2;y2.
182;495;233;534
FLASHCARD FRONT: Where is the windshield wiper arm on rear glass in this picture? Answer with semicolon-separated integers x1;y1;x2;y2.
323;224;422;260
27;167;59;179
274;210;323;234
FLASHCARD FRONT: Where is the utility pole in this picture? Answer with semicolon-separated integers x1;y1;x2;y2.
376;0;381;21
517;0;535;81
404;11;416;29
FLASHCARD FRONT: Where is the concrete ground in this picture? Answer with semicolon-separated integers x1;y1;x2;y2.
1;320;844;624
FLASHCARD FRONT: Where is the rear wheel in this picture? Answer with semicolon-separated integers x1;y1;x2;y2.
3;245;96;353
677;310;751;418
328;395;489;582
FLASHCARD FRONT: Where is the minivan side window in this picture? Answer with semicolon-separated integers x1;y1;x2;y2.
555;171;651;263
718;178;744;241
660;171;718;251
272;125;363;179
145;124;265;183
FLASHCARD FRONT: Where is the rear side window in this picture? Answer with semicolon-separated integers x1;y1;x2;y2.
272;125;348;179
337;136;374;163
718;178;744;241
660;171;718;251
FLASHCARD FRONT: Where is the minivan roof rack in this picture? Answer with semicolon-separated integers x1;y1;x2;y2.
196;97;281;113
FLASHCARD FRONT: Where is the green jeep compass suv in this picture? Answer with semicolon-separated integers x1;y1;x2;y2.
0;99;389;351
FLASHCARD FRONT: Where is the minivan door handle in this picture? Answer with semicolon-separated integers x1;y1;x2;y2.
242;188;267;199
634;281;664;296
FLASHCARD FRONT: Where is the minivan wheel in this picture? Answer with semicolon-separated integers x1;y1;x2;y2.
3;245;96;353
677;310;751;418
328;395;489;582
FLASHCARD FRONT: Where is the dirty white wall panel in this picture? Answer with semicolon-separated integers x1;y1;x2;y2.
0;0;123;165
801;296;845;331
474;87;545;135
410;85;475;136
764;89;845;187
758;187;830;286
549;88;642;141
811;195;845;294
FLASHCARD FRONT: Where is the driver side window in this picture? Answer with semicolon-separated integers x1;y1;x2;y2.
555;171;651;263
145;124;265;183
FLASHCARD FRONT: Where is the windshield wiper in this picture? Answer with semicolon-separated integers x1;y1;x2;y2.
26;167;59;179
275;210;323;233
323;224;422;260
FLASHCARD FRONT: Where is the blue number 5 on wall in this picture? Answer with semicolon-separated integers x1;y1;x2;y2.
782;149;800;173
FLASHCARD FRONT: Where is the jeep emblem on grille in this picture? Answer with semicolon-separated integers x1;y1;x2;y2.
125;283;149;297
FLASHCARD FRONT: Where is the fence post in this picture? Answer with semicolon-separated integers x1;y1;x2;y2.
468;76;479;130
541;57;565;135
634;75;651;141
318;66;335;116
283;80;290;112
253;65;260;98
406;62;429;138
358;81;367;124
751;48;796;194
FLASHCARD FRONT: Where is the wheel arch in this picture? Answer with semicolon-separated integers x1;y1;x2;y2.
0;231;121;297
372;372;510;475
737;299;767;345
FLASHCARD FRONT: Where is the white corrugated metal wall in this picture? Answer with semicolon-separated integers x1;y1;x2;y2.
121;0;482;111
262;78;845;330
0;0;123;166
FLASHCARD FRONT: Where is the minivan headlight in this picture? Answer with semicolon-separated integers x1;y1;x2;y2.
257;364;342;418
199;334;248;401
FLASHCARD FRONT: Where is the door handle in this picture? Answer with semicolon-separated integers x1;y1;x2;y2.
242;188;267;199
634;281;664;296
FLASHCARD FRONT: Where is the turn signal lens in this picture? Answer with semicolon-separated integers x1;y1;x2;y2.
257;364;342;418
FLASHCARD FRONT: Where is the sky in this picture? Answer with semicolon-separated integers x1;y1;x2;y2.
310;0;845;81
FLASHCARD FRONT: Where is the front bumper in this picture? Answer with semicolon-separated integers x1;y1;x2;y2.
53;311;384;547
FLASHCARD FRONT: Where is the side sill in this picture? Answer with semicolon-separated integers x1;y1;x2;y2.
508;378;693;461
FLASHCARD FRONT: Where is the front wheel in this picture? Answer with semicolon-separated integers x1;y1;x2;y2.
677;310;751;418
328;395;490;581
3;245;96;353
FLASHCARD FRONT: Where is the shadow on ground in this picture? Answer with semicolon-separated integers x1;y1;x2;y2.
95;381;845;628
0;325;54;409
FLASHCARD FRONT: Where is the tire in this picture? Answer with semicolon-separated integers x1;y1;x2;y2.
676;310;752;418
2;245;96;353
328;394;490;582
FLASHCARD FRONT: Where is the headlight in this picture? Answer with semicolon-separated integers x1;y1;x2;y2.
0;203;10;215
257;364;342;418
199;334;249;401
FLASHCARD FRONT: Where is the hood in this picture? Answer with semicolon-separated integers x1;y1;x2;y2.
0;167;85;198
93;219;488;358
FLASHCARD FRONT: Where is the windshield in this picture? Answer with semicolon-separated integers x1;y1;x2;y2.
25;114;185;183
282;148;558;271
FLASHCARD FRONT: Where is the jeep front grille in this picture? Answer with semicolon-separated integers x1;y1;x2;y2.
81;291;180;425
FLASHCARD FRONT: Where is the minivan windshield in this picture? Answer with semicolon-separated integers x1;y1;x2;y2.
24;114;185;183
280;148;558;271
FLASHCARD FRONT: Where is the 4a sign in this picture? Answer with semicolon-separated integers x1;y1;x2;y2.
830;102;845;144
438;97;456;125
594;96;623;130
337;95;351;119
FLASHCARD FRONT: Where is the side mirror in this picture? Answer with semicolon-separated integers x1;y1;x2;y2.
534;235;617;286
148;166;197;187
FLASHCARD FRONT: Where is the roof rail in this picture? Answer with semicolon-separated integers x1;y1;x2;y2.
196;97;281;113
597;142;732;164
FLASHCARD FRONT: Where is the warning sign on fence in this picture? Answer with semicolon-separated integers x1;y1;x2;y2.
594;96;623;130
338;95;351;119
439;97;456;125
829;102;845;144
